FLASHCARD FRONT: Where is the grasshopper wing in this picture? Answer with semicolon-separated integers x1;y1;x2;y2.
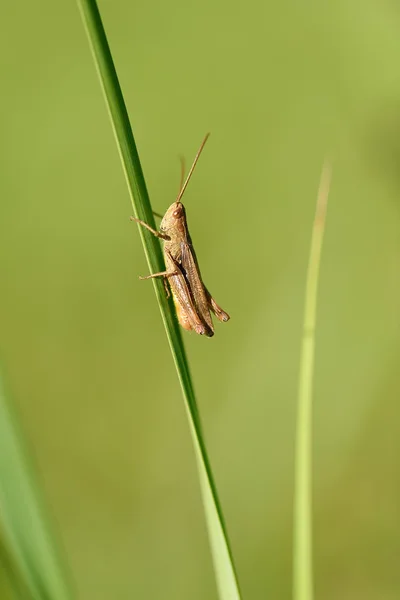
180;241;214;333
165;250;213;337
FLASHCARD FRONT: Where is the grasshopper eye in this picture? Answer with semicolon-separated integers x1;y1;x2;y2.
173;206;183;218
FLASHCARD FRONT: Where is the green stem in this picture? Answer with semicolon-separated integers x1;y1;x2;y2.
76;2;241;598
293;161;331;600
0;375;75;600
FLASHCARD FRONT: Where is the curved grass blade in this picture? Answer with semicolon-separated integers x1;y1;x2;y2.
0;373;75;600
76;1;242;598
293;161;332;600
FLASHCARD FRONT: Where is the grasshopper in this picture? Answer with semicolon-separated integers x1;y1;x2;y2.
131;134;230;337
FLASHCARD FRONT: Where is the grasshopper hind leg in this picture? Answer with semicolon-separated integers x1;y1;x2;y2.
205;288;230;323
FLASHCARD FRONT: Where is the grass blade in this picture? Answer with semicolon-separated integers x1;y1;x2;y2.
293;162;332;600
76;2;242;598
0;373;74;600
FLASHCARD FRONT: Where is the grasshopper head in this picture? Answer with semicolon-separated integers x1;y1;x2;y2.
160;201;187;236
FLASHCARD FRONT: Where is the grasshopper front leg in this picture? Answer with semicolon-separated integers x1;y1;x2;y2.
130;216;170;241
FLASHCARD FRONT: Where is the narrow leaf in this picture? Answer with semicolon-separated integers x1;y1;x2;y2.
76;1;242;598
0;374;74;600
293;161;332;600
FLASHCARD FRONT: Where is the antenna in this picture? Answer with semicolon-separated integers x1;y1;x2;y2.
176;133;210;203
178;155;186;194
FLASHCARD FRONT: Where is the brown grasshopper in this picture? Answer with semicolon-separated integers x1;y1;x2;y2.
131;134;229;337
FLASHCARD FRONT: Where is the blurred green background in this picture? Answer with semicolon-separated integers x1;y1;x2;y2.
1;0;400;598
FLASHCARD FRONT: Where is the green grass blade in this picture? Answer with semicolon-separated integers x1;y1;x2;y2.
76;2;242;598
293;162;332;600
0;373;75;600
